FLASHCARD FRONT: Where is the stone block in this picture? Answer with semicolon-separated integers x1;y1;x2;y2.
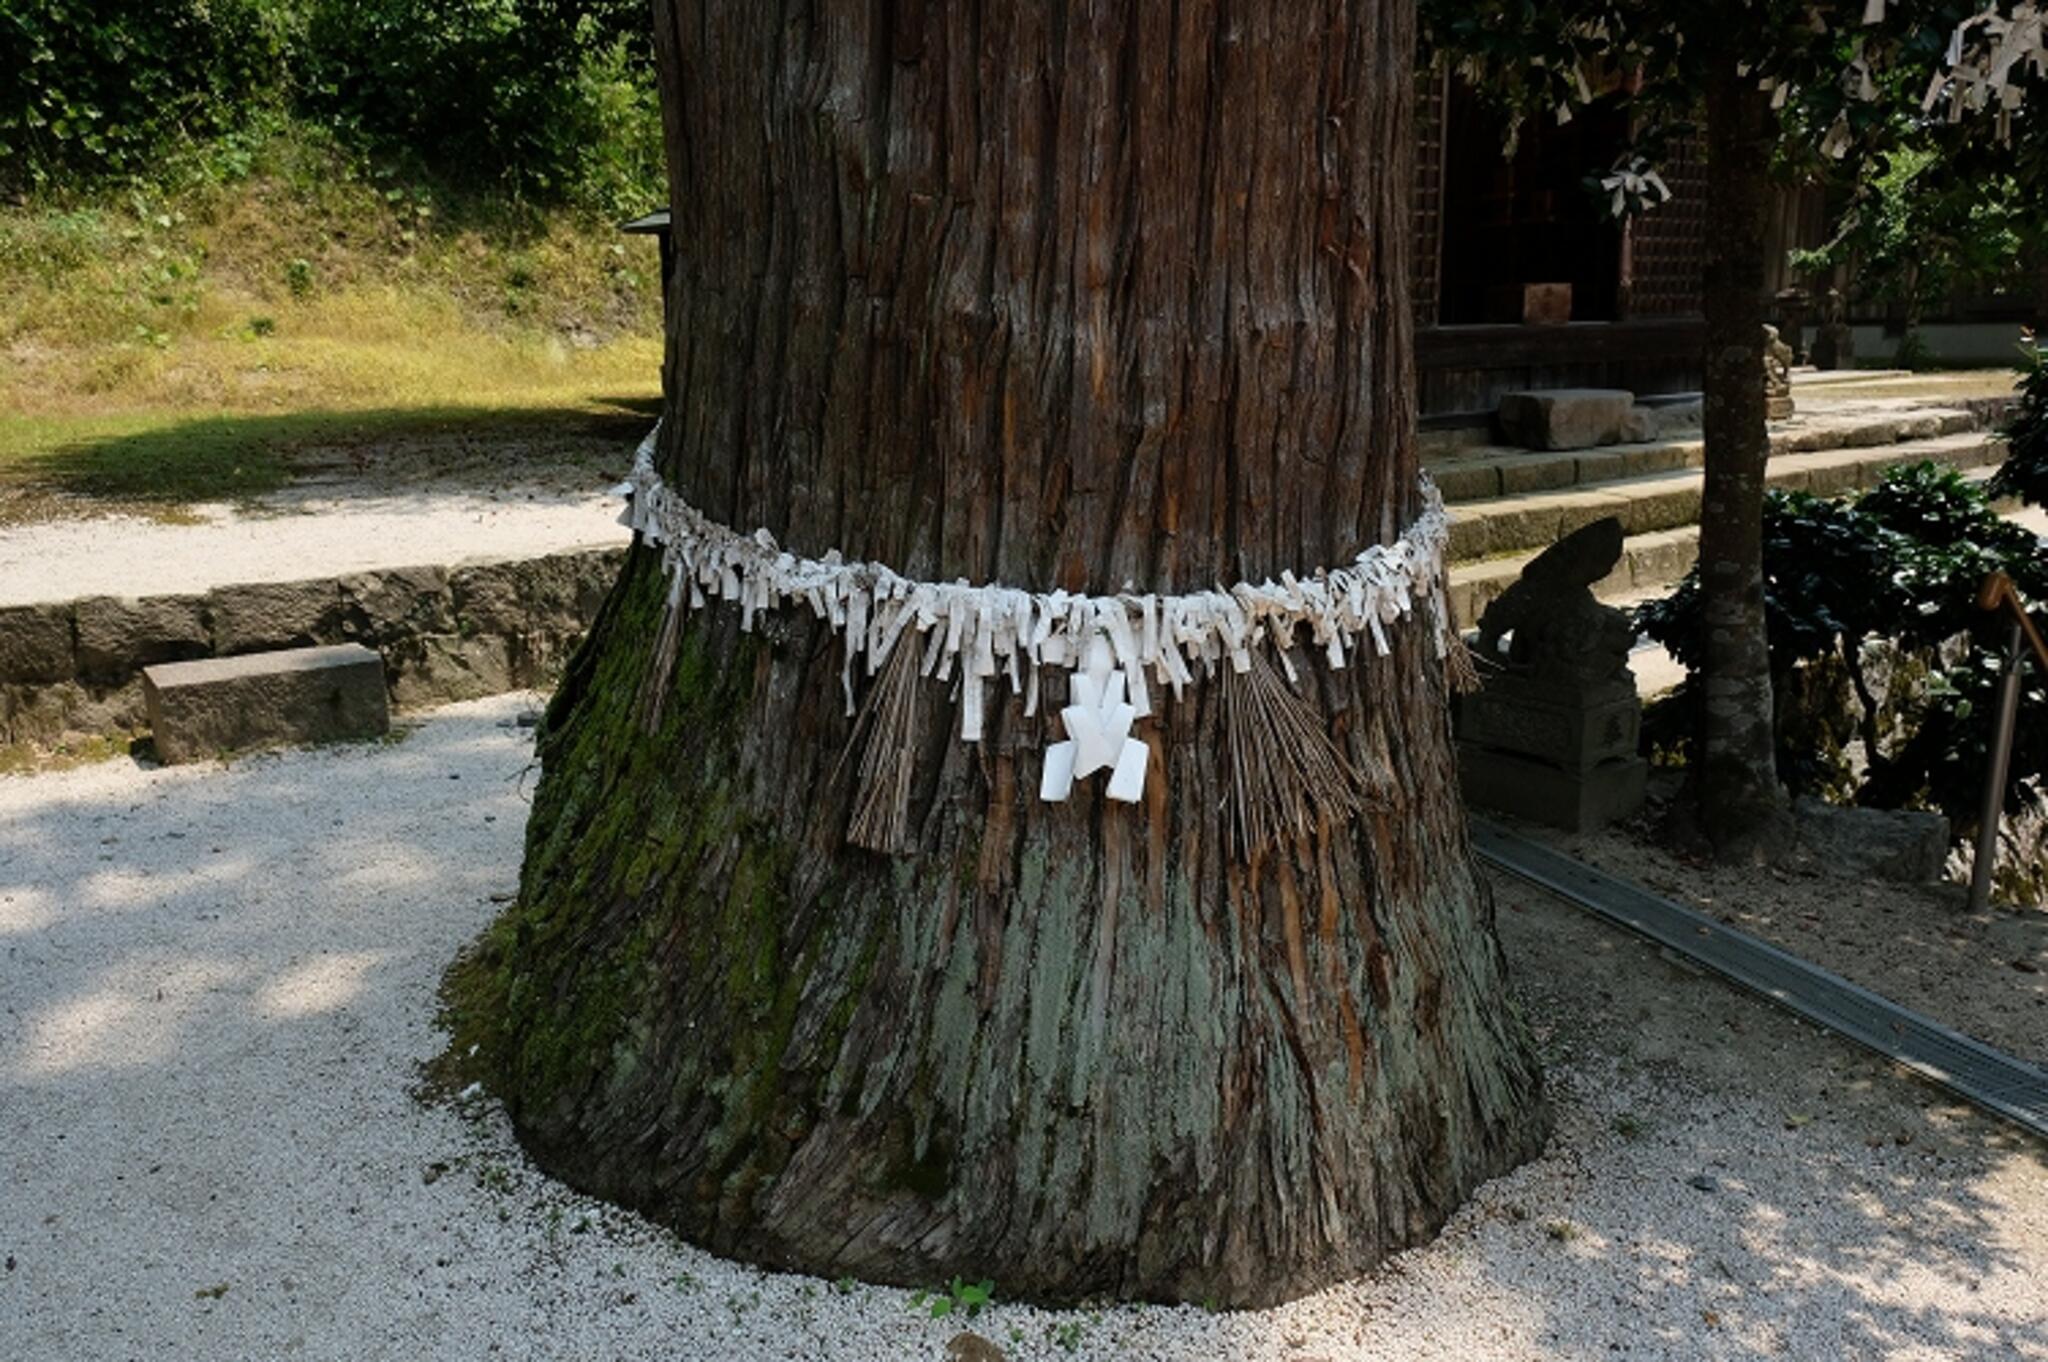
1445;577;1481;633
143;644;389;764
1617;442;1696;478
1446;515;1493;563
1840;419;1902;449
1573;449;1629;485
1624;532;1699;592
390;634;515;710
337;565;456;641
74;594;211;679
450;548;620;639
1473;500;1569;557
1618;406;1656;444
1428;461;1502;503
1500;451;1583;495
448;561;527;636
1765;464;1814;494
1797;451;1870;497
1497;388;1637;452
1644;398;1703;436
209;579;346;655
514;549;617;628
0;603;75;684
1557;493;1636;541
1458;745;1648;832
1791;796;1949;883
1611;482;1702;536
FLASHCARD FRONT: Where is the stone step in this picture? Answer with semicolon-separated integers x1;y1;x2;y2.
143;643;391;764
1444;430;2003;569
1427;404;1988;503
1790;367;1914;387
1449;460;2017;634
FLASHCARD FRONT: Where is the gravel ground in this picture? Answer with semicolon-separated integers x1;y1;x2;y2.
4;694;2045;1361
1533;816;2048;1073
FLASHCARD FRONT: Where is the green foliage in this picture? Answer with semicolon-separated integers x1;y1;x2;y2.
1990;337;2048;510
1637;463;2048;835
1790;145;2031;331
297;0;662;211
2;0;662;211
0;0;291;186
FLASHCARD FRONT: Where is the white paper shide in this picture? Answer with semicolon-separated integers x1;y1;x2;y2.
614;426;1460;807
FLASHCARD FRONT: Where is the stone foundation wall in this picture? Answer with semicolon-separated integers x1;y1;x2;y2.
0;547;624;746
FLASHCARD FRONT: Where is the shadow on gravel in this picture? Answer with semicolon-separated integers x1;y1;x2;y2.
2;397;660;523
1490;873;2048;1362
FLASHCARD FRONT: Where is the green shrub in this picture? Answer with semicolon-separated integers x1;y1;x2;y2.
1636;463;2048;840
1989;335;2048;510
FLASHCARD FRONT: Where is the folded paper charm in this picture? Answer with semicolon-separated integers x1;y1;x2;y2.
1040;669;1149;804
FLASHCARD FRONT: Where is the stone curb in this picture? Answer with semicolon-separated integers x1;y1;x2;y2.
0;546;625;747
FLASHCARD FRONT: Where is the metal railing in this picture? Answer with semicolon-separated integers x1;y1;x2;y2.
1969;571;2048;912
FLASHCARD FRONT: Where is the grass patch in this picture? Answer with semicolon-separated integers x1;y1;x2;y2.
0;329;662;520
0;122;665;520
0;731;141;777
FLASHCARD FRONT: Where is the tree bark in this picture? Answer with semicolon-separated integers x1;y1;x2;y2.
458;0;1545;1308
1693;62;1792;859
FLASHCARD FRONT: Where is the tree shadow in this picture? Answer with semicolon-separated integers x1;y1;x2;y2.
1439;880;2048;1362
3;396;660;521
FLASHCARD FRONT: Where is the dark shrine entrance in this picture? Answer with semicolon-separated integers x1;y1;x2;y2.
1436;81;1628;326
1411;70;1709;427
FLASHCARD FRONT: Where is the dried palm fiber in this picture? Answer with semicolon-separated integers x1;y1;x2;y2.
1223;645;1372;860
836;636;924;854
1444;628;1483;694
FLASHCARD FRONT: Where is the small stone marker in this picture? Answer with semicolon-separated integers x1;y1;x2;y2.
143;644;389;764
1496;388;1638;451
1455;518;1647;832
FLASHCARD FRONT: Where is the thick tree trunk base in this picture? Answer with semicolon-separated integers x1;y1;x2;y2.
452;551;1547;1308
450;0;1549;1309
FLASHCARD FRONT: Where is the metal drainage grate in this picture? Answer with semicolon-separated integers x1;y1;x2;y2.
1471;815;2048;1141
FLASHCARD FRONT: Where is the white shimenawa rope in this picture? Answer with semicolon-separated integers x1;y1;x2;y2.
613;424;1460;786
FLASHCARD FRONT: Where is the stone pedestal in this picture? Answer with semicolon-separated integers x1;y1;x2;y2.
1456;676;1648;833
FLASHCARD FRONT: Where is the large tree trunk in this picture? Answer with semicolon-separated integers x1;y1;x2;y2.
1693;63;1792;859
458;0;1544;1308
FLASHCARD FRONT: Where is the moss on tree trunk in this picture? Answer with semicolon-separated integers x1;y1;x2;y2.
454;0;1546;1307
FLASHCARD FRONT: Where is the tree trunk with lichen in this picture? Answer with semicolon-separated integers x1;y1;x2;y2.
1693;62;1793;860
456;0;1544;1308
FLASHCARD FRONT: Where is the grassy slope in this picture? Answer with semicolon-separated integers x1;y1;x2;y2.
0;125;665;521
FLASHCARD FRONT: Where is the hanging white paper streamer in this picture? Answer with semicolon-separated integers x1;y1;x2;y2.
615;425;1462;802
